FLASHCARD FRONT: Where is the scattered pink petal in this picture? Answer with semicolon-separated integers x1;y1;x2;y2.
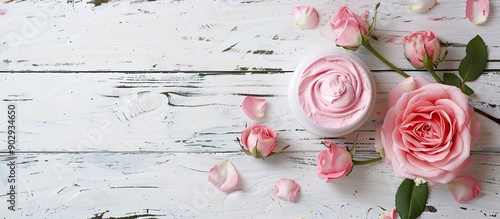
380;209;397;219
448;176;481;202
409;0;436;13
242;96;266;120
292;6;319;29
208;160;238;192
273;178;300;202
466;0;490;25
0;9;7;15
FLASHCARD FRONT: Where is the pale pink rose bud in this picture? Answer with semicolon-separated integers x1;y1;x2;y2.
402;31;441;68
242;96;266;120
330;6;369;50
409;0;436;13
466;0;490;25
208;160;239;192
273;178;300;202
316;141;353;182
448;176;481;202
240;124;277;157
292;6;319;29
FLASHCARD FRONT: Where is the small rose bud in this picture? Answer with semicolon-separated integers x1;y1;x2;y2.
402;31;441;69
316;141;353;182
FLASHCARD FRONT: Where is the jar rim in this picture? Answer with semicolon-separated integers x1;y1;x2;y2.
288;49;376;137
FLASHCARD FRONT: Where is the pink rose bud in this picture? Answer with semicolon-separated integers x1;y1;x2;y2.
330;6;369;50
448;176;481;202
380;209;397;219
273;178;300;202
466;0;490;25
240;124;277;158
208;160;239;192
292;6;319;29
242;96;266;120
402;31;441;68
316;141;353;182
409;0;436;13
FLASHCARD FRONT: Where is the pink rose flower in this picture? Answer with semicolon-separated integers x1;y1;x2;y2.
331;6;369;50
240;124;277;157
378;76;481;184
316;140;353;182
292;6;319;29
208;160;239;192
448;176;481;202
402;31;441;68
273;178;300;202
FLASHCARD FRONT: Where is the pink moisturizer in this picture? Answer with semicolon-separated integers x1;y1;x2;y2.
288;50;375;136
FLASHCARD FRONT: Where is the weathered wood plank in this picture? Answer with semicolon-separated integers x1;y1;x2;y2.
0;72;498;152
1;0;500;71
0;152;498;218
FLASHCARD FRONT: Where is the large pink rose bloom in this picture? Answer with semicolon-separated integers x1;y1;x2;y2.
379;76;480;184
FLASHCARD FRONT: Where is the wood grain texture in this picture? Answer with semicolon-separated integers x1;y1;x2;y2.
0;152;499;218
0;0;500;71
1;0;500;218
0;72;498;153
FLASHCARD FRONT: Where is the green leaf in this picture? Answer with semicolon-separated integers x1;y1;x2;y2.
459;35;488;81
396;178;428;219
461;84;474;95
443;73;474;95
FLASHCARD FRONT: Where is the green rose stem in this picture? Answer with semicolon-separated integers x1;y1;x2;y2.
362;40;410;78
352;157;382;166
423;53;444;84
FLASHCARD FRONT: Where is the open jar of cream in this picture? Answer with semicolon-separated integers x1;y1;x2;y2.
288;50;376;137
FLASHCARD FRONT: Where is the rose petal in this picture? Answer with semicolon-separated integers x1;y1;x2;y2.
448;176;481;202
242;96;266;120
380;209;397;219
466;0;490;25
292;6;319;29
409;0;436;13
208;160;238;192
273;178;300;202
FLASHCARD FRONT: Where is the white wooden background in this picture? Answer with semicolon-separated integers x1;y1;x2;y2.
0;0;499;218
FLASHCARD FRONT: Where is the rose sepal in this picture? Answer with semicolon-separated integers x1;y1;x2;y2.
237;137;289;159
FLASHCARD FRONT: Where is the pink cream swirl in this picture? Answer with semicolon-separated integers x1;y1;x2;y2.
298;55;371;128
